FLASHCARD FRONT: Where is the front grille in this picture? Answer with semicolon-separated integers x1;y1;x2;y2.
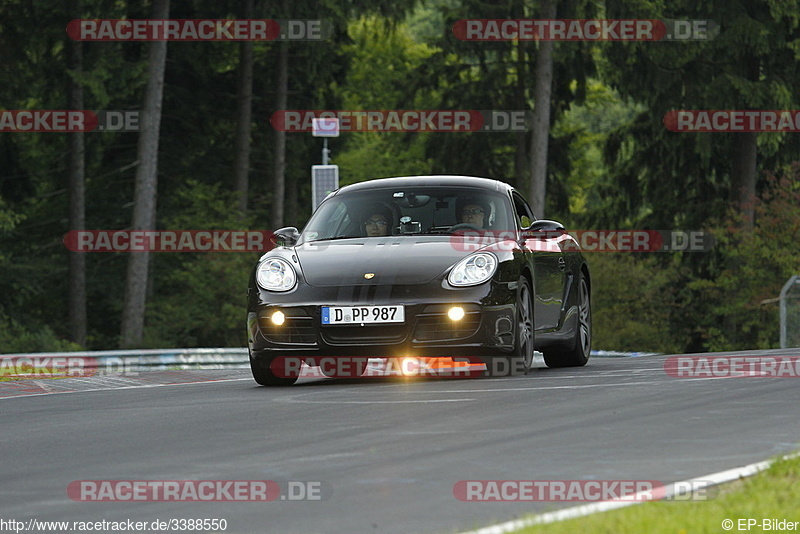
321;325;408;345
259;308;317;345
413;304;481;342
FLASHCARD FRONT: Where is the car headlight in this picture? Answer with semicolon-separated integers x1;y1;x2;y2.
448;252;498;287
256;258;297;292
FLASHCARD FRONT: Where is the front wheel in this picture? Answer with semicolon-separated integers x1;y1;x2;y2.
250;353;299;386
484;275;534;377
544;272;591;368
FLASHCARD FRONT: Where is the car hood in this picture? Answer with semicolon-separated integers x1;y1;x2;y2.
294;236;479;287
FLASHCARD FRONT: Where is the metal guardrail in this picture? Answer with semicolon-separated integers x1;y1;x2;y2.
0;348;249;374
0;348;657;376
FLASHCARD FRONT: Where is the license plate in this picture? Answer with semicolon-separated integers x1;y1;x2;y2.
321;305;405;325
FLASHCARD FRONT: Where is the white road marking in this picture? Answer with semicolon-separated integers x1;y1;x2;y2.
0;377;252;401
0;370;732;401
276;396;477;404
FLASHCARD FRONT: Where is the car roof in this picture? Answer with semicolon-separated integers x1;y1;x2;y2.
334;175;513;196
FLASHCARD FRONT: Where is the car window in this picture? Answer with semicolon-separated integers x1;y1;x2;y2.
300;186;515;242
512;192;535;229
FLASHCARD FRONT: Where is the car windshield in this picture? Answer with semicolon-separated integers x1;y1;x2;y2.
300;186;515;243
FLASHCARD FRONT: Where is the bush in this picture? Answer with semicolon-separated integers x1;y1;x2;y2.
0;313;83;354
588;253;684;353
690;166;800;351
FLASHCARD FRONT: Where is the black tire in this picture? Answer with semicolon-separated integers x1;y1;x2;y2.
544;272;591;368
250;352;299;386
484;275;534;377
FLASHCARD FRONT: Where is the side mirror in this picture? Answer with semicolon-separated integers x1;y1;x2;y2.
524;219;566;239
273;226;300;247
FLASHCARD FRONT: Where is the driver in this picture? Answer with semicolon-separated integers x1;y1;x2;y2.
362;203;394;236
456;197;490;229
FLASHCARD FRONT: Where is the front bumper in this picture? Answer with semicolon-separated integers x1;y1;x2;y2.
247;279;518;361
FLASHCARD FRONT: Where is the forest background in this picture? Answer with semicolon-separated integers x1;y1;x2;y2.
1;0;799;354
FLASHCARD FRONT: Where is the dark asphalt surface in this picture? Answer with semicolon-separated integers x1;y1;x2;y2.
2;350;800;534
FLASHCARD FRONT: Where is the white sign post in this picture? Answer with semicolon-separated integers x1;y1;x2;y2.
311;118;339;211
312;118;339;165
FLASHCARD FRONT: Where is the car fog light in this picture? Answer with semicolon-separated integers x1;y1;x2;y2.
271;310;286;326
448;306;465;321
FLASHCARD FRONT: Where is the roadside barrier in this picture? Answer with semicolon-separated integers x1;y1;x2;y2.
0;348;656;377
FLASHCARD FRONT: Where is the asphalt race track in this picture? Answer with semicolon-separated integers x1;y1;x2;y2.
2;350;800;534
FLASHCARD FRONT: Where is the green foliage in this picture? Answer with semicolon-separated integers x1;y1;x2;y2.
142;252;254;348
143;181;258;348
0;198;24;234
0;313;82;354
588;254;684;353
340;16;439;110
335;133;433;184
2;0;800;355
551;79;645;221
334;16;438;183
689;165;800;351
599;0;800;230
589;164;800;354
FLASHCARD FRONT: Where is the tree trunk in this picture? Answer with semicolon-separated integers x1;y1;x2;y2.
271;38;288;228
120;0;169;348
513;0;527;188
528;0;556;218
67;0;86;346
233;0;254;214
730;52;760;232
286;173;298;227
731;132;758;231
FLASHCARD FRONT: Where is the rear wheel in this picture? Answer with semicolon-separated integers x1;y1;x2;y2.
544;272;591;368
250;352;299;386
484;276;533;377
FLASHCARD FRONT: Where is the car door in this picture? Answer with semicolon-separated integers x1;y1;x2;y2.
512;192;564;331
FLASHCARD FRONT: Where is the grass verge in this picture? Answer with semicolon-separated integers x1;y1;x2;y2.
515;453;800;534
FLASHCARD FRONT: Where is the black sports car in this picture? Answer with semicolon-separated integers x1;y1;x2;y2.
247;175;591;385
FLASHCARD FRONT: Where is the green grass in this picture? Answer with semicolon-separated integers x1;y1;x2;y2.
0;367;71;381
514;454;800;534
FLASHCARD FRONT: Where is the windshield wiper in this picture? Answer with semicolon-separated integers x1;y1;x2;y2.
309;235;364;242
